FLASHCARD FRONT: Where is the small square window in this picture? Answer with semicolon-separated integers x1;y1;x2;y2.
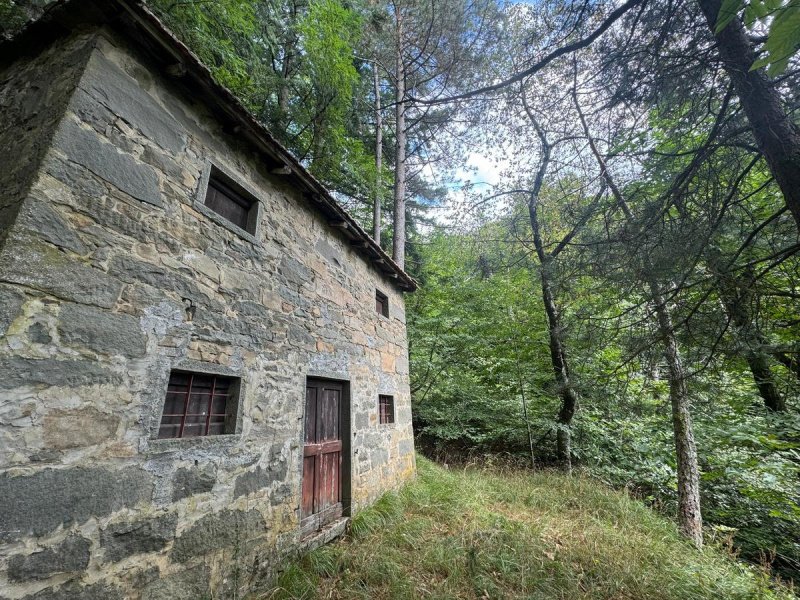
379;395;394;425
376;290;389;318
203;169;258;234
158;371;240;439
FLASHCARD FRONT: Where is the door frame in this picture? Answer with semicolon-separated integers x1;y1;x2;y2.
300;376;351;537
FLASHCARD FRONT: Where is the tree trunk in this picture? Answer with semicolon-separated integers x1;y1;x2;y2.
373;65;383;244
574;92;703;545
529;197;578;472
711;263;786;411
698;0;800;232
774;351;800;382
392;9;407;269
652;286;704;547
745;351;786;412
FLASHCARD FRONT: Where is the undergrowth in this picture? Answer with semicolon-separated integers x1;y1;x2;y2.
261;456;795;599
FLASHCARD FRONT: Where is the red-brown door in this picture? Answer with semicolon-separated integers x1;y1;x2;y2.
301;379;343;535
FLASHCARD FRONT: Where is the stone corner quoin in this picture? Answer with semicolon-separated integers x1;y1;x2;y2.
0;4;416;598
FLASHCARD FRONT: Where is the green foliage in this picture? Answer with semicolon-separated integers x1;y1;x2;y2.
407;228;555;454
295;0;375;193
716;0;800;75
267;457;793;599
146;0;379;224
405;165;800;582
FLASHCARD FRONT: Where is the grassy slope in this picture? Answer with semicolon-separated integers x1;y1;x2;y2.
264;457;793;600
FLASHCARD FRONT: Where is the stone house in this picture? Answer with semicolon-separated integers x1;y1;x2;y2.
0;0;417;597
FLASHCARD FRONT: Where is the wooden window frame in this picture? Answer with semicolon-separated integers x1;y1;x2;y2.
375;289;389;318
378;394;395;425
194;162;261;243
157;370;242;439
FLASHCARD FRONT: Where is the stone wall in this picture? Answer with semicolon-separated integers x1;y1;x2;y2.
0;33;95;247
0;27;415;600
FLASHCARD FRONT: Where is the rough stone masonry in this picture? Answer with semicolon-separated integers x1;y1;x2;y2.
0;2;416;598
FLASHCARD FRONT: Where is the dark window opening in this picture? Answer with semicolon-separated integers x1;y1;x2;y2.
379;395;394;425
158;371;239;439
376;290;389;317
203;170;257;234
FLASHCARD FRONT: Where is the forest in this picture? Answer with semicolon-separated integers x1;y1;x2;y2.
3;0;798;589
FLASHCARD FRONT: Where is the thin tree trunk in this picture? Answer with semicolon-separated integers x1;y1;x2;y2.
373;65;383;244
574;91;703;546
745;351;786;412
651;286;704;547
774;351;800;382
392;8;407;269
510;307;536;471
526;115;578;472
698;0;800;232
710;262;786;411
530;209;578;472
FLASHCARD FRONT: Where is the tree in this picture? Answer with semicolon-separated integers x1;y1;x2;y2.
698;0;800;232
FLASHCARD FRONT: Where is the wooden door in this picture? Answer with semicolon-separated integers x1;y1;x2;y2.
301;379;343;535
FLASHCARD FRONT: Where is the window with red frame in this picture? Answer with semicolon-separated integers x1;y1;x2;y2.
378;395;395;425
158;371;238;439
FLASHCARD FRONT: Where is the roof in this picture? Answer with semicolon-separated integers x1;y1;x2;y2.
0;0;417;292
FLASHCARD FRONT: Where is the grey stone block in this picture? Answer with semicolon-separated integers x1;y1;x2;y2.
80;51;186;154
15;198;88;255
18;582;123;600
54;119;162;207
171;509;266;562
8;534;91;582
101;513;178;562
0;466;153;542
0;285;26;337
172;466;216;502
0;236;123;308
141;564;210;600
399;439;415;455
314;237;342;267
233;461;287;499
0;357;122;390
57;302;146;358
27;322;52;344
270;483;293;506
279;255;312;287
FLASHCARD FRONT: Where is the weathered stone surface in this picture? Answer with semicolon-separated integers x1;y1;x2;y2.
279;255;312;287
15;198;88;255
172;465;216;501
0;466;153;541
109;254;222;310
314;237;342;267
0;357;122;389
18;581;124;600
0;236;123;308
171;509;266;562
43;407;119;449
399;439;414;455
270;483;293;506
8;534;91;581
0;285;26;336
141;564;210;600
80;51;186;154
101;513;177;562
53;119;162;207
234;457;288;499
27;322;52;344
57;302;146;357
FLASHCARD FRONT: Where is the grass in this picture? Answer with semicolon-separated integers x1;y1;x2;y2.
261;457;794;600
